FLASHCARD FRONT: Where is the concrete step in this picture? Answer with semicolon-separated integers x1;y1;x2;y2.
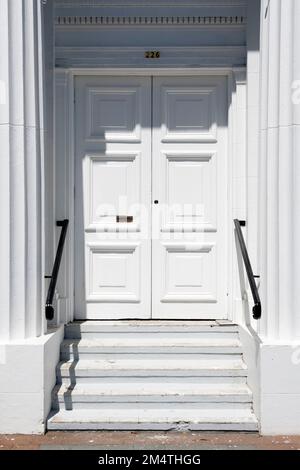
53;382;253;408
48;321;257;432
48;407;258;431
56;358;248;385
65;321;239;339
53;398;253;412
57;368;247;385
60;338;243;360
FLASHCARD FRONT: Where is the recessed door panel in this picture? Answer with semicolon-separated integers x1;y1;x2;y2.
161;86;217;142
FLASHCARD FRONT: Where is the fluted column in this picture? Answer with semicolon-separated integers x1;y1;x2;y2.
259;0;300;340
0;0;46;340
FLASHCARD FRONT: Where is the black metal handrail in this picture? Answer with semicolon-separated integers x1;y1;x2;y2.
234;219;261;320
45;219;69;320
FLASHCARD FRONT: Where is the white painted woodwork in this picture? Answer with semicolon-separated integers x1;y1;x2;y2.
55;46;247;70
0;0;46;340
55;69;246;324
259;0;300;341
55;0;247;6
55;16;246;27
54;71;74;325
74;76;151;319
48;321;258;431
74;76;228;319
245;0;260;293
54;0;247;68
152;76;228;319
225;70;248;326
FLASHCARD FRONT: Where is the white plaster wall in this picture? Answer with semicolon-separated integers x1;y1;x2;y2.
259;344;300;435
0;327;64;434
240;328;300;435
44;327;65;425
239;325;262;421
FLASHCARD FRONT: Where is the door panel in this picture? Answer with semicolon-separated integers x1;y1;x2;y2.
74;75;228;320
74;76;151;319
152;76;228;319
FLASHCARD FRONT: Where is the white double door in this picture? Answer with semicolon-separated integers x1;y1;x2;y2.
75;75;228;319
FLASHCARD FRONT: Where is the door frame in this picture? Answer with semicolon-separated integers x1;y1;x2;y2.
54;67;247;324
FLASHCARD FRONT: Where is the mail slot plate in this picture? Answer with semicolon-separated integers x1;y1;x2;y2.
116;216;133;223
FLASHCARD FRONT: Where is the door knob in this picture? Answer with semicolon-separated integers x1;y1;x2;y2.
154;200;159;204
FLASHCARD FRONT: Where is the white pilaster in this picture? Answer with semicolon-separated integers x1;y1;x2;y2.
0;0;46;340
259;0;300;341
54;70;74;326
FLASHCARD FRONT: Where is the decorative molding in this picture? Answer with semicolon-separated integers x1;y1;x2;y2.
55;15;246;27
55;0;247;7
87;242;139;253
162;242;215;253
55;46;246;68
233;68;247;84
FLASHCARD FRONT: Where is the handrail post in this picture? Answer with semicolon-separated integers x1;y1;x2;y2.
45;219;69;321
234;219;261;320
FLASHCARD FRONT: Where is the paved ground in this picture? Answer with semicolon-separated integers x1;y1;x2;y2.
0;432;300;450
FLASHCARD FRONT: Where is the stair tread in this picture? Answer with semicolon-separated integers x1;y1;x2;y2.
61;338;242;348
58;358;247;371
65;321;239;335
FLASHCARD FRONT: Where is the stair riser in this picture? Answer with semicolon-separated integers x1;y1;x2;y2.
54;402;254;413
48;421;258;432
51;401;253;412
54;395;253;407
57;377;248;389
60;350;243;361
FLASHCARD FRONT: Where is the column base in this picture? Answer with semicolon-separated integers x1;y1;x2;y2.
0;326;64;434
260;343;300;435
239;326;300;435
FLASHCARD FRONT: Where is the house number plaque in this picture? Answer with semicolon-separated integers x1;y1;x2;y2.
145;51;160;59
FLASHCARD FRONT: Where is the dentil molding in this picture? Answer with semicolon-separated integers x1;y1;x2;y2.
55;0;247;7
55;15;246;27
